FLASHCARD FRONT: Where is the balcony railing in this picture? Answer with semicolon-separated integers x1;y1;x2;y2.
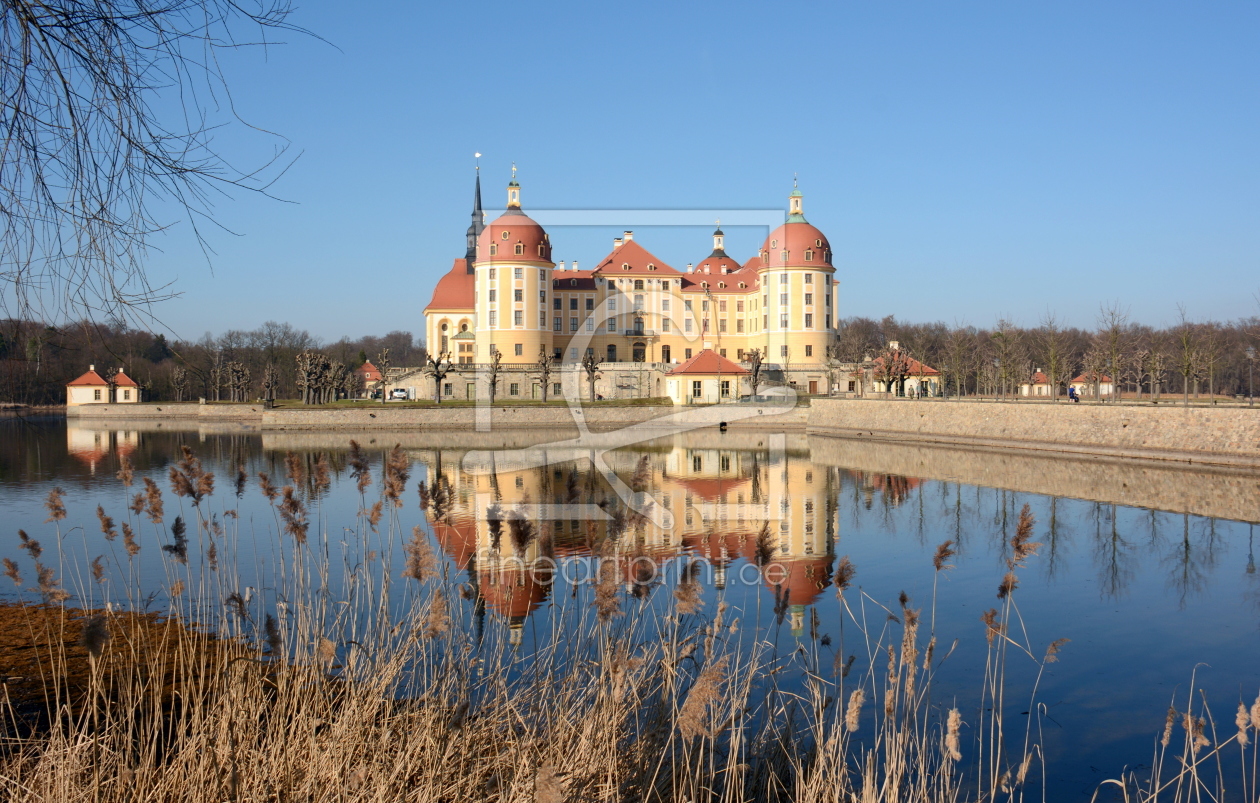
623;329;658;337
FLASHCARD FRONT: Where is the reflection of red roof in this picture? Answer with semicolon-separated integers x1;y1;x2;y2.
763;557;834;606
669;349;748;376
592;240;682;276
67;369;109;387
682;530;756;566
425;259;475;311
675;476;751;502
432;518;477;571
1071;372;1112;383
479;566;553;619
113;370;138;387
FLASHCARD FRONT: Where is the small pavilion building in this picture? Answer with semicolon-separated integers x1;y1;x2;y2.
665;349;749;404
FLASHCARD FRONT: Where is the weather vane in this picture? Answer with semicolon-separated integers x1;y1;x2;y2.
794;172;798;188
511;162;517;179
475;152;481;170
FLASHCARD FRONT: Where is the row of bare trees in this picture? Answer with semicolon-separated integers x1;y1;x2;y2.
832;304;1260;402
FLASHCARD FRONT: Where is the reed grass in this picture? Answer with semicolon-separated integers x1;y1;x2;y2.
0;452;1255;802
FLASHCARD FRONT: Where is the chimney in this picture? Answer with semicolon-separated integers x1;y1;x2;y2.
557;260;565;271
623;230;634;242
686;263;693;273
613;237;623;249
89;364;95;372
721;266;728;274
571;260;578;271
889;340;900;351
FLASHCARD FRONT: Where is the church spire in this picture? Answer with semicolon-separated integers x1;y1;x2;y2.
465;155;485;270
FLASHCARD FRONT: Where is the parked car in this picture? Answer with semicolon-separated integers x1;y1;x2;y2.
389;389;408;400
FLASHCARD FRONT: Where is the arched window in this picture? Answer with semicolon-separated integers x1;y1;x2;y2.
514;243;524;255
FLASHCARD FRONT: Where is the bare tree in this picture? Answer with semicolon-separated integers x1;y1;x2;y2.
746;349;765;398
425;351;452;403
1173;306;1201;406
535;348;556;402
376;349;391;404
487;347;503;403
580;349;601;402
1097;303;1130;402
261;363;278;403
171;364;189;402
943;325;975;399
873;343;910;395
1036;313;1073;402
0;0;309;324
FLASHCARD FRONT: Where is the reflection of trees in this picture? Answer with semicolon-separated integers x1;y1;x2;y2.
1161;513;1222;609
1043;497;1073;580
1092;503;1134;600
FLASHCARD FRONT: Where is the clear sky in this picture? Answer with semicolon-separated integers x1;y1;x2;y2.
138;0;1259;343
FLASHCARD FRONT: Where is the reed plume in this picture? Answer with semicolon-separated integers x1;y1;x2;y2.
674;558;703;615
594;546;622;623
417;480;431;511
142;477;164;523
44;487;66;522
163;516;188;563
383;445;409;507
313;454;331;493
1008;504;1040;569
366;501;383;531
234;463;248;497
18;529;42;560
1162;707;1177;748
258;472;279;502
508;501;535;555
97;505;117;540
279;487;309;544
348;440;371;493
1236;703;1251;747
3;557;21;586
35;562;70;603
283;451;305;486
678;656;728;740
486;502;503;551
1044;638;1069;663
933;540;956;571
421;590;450;639
91;555;105;583
402;525;438;582
129;491;145;515
264;614;282;657
754;520;774;568
845;688;866;732
997;571;1018;599
981;608;1003;645
944;708;963;760
834;555;855;596
79;614;110;659
121;523;140;557
116;454;134;487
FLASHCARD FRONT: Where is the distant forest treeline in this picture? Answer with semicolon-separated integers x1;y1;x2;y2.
0;320;425;404
2;306;1258;404
833;308;1260;399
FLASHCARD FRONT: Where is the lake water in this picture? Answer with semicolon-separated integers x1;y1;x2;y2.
2;415;1258;800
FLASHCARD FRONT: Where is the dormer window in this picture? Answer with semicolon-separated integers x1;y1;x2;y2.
771;239;777;249
648;264;656;271
781;250;788;261
738;282;746;288
815;238;822;247
570;279;577;286
501;231;510;240
718;282;726;288
622;263;630;270
701;281;709;288
538;245;545;256
514;243;524;255
489;244;498;256
804;250;814;261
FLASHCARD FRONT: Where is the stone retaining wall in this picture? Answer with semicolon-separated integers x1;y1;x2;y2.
806;435;1260;523
807;399;1260;468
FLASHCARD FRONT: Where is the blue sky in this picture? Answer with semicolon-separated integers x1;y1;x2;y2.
140;1;1259;343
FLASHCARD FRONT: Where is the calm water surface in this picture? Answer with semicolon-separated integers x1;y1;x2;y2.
2;416;1258;800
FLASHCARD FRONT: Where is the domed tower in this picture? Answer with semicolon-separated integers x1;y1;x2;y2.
475;168;555;364
757;183;836;369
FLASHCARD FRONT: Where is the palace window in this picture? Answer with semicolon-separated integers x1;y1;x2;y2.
554;317;562;331
685;319;693;333
719;299;727;312
513;311;523;326
736;300;743;312
804;293;813;305
514;289;523;302
805;345;813;357
570;317;578;331
489;245;497;256
514;244;523;255
804;313;813;328
805;273;813;284
719;319;727;332
489;289;496;302
514;267;523;279
634;294;644;311
608;318;617;331
539;290;546;301
780;273;788;284
553;298;561;310
662;319;670;332
510;383;519;395
488;311;497;326
586;318;594;331
780;293;788;305
780;345;789;357
736;320;744;333
804;250;813;261
570;298;578;310
586;298;594;310
489;268;496;279
685;348;692;359
662;298;670;311
634;279;643;290
780;313;788;328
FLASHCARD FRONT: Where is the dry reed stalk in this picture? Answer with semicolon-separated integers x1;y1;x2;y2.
312;454;331;493
1250;692;1260;730
283;451;305;486
3;557;20;586
674;559;703;615
594;545;622;623
421;590;450;639
933;540;956;571
1236;703;1250;747
279;487;309;543
754;520;773;569
18;529;41;560
417;480;431;511
834;556;855;598
90;555;105;583
257;472;279;502
945;708;963;760
383;445;410;507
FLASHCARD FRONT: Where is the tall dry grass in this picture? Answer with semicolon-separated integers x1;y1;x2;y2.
0;451;1255;802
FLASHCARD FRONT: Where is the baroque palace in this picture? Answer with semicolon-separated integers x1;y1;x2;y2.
417;170;840;401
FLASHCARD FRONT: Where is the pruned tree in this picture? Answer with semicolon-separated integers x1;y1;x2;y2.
261;363;278;403
487;347;503;403
873;344;910;395
580;349;601;403
1173;306;1201;406
171;364;189;402
425;351;452;403
535;348;556;402
1037;313;1073;402
376;348;391;404
746;349;765;398
0;0;308;324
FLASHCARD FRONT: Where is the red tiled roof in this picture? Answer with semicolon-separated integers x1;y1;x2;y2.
591;240;682;276
1071;372;1112;383
1027;371;1049;385
113;370;138;387
761;220;833;269
425;259;475;311
356;361;383;382
871;354;941;377
552;270;598;291
669;349;749;376
67;369;109;387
